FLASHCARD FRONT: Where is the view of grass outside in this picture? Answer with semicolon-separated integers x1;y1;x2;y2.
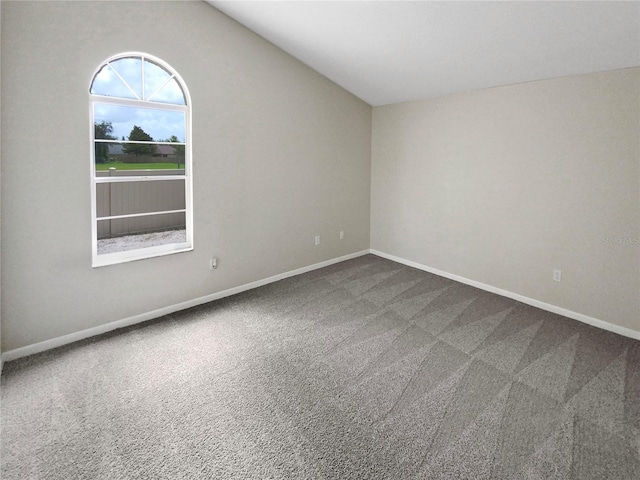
95;161;185;171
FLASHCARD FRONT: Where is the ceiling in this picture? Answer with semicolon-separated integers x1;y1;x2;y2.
207;1;640;106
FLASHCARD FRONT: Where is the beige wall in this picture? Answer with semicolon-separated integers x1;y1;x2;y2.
0;1;371;351
372;68;640;332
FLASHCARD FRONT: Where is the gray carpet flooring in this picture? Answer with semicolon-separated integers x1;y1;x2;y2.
2;254;639;479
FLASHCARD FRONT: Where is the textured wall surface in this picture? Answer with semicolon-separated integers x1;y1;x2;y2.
372;68;640;332
0;1;371;351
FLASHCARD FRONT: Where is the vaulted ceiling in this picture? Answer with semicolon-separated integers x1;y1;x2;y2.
208;1;640;106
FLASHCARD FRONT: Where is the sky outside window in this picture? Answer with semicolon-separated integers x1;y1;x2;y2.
94;103;185;142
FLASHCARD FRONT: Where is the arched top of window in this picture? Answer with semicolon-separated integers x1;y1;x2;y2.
90;53;188;106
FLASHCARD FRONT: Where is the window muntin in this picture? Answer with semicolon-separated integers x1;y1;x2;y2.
91;57;186;105
90;53;192;267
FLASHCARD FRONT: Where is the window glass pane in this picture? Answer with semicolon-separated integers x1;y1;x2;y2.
143;60;173;101
94;103;185;142
90;64;138;100
109;57;143;99
148;77;186;105
97;213;187;255
96;179;185;218
94;142;186;175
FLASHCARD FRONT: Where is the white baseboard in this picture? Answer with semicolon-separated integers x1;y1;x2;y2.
4;248;637;364
370;249;640;341
1;250;370;363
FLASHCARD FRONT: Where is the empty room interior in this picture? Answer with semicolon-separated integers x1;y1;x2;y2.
1;1;639;478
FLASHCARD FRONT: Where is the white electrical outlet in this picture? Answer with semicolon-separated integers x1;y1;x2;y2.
315;235;320;246
553;269;562;282
339;231;344;240
210;257;218;270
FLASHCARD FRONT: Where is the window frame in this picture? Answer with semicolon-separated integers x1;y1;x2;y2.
89;52;193;267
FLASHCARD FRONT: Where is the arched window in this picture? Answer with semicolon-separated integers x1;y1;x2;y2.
89;53;192;267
